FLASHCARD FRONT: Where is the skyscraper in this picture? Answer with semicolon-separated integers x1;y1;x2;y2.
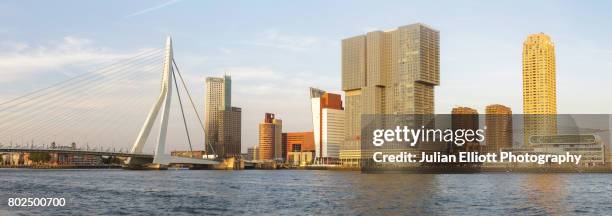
341;23;440;165
522;33;557;146
451;107;480;153
485;104;513;153
219;107;242;158
205;75;241;158
310;87;344;163
258;113;282;161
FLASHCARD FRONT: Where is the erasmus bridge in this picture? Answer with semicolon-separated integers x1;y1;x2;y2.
0;37;219;169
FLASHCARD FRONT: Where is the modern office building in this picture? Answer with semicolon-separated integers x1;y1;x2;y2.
310;87;344;163
522;33;557;146
258;113;282;161
205;75;241;158
451;107;480;152
247;146;258;161
219;107;242;158
283;132;315;164
205;76;229;152
340;23;440;166
485;104;513;153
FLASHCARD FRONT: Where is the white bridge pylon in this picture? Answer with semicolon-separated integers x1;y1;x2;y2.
129;37;216;166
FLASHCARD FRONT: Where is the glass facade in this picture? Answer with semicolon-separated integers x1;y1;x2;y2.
522;33;557;146
340;23;440;165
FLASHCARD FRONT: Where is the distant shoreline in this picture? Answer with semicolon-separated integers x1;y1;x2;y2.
3;165;612;173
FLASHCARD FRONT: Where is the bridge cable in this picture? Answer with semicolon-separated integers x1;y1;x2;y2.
0;54;163;129
0;51;163;148
172;59;216;156
0;49;162;109
0;54;161;125
18;64;161;146
0;50;163;117
0;67;160;144
171;68;195;156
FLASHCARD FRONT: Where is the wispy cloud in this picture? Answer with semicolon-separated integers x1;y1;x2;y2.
219;66;338;97
244;29;331;51
0;36;157;83
597;49;612;55
218;47;233;54
125;0;181;18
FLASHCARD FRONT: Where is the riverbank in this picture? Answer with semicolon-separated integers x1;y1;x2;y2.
0;164;122;169
3;164;612;173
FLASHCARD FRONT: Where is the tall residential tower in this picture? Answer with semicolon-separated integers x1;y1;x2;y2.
522;33;557;145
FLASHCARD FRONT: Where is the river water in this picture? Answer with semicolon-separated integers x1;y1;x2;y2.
0;169;611;215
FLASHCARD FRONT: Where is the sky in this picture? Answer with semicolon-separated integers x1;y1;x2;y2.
0;0;611;152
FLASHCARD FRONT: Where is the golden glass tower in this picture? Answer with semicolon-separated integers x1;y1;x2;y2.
522;33;557;146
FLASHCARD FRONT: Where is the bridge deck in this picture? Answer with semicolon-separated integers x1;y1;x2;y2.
0;148;219;165
0;148;153;158
163;155;219;165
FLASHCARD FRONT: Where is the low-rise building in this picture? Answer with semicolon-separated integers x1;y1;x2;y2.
247;146;258;161
287;152;313;166
283;132;314;165
501;134;605;165
171;150;207;159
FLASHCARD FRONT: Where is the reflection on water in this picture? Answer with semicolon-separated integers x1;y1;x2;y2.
0;170;611;215
338;174;437;215
524;174;570;216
